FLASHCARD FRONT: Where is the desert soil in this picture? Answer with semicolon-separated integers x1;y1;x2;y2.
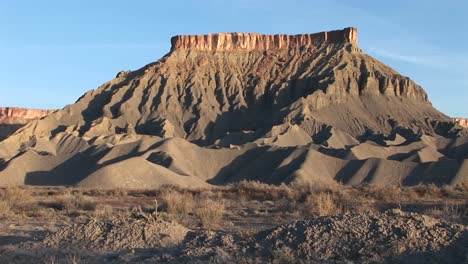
0;184;467;263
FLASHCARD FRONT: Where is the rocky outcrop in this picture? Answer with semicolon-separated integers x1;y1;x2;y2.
0;107;55;124
453;118;468;128
171;27;358;51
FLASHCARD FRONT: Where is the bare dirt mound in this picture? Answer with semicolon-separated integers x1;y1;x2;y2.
38;209;467;263
180;230;245;261
43;209;188;250
254;209;468;263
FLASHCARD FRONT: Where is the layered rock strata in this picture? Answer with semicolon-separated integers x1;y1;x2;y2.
0;107;55;123
171;27;358;51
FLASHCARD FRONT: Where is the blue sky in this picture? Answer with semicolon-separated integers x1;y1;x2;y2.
1;0;467;117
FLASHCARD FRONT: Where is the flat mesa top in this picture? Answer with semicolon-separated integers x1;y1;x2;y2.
171;27;358;51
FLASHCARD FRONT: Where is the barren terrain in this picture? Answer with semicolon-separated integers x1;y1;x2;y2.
0;184;467;263
1;27;467;263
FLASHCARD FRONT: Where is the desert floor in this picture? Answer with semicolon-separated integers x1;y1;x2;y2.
0;183;467;263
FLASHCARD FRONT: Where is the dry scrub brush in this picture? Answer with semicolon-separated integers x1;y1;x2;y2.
162;190;194;223
300;191;349;217
40;193;97;213
315;192;343;216
0;200;10;218
424;202;468;224
227;181;296;201
0;187;32;218
194;197;225;228
93;204;114;219
162;190;226;227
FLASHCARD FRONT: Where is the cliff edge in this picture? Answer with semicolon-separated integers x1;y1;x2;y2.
171;27;358;51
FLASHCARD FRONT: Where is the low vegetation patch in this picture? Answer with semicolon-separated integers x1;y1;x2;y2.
162;190;194;223
40;194;97;212
195;197;226;228
0;200;11;218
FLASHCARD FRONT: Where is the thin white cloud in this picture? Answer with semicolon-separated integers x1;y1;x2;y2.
368;48;436;67
333;1;468;73
368;47;468;74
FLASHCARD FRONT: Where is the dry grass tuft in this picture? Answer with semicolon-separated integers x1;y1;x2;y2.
316;192;345;216
1;187;31;204
297;187;349;217
0;187;34;218
0;200;11;218
424;202;468;223
358;185;403;201
162;190;194;222
93;204;114;218
106;188;128;197
228;181;296;201
74;194;97;211
41;194;97;212
194;197;225;228
161;189;226;227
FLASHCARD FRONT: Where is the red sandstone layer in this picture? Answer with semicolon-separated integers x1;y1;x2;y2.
171;27;358;51
0;107;55;123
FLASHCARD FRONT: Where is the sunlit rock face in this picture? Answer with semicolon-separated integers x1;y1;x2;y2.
453;118;468;128
0;107;55;123
171;27;358;51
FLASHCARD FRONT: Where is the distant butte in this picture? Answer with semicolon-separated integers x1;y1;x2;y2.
0;107;56;141
0;107;55;123
0;27;466;189
171;27;358;51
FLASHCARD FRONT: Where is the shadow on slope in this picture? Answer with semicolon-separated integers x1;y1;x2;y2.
24;140;165;186
208;146;306;185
